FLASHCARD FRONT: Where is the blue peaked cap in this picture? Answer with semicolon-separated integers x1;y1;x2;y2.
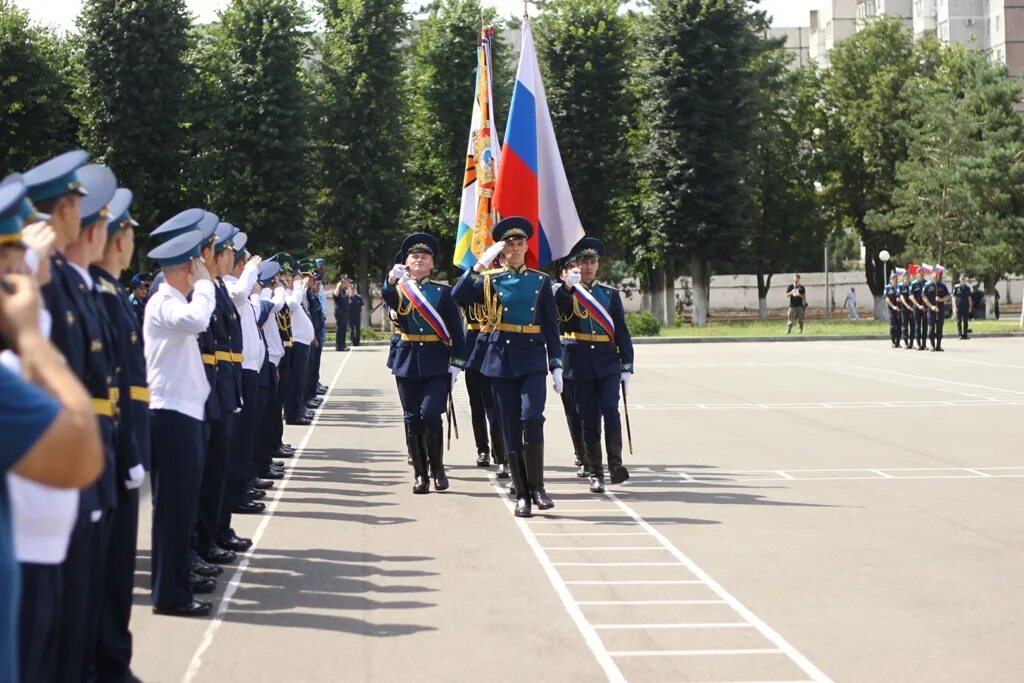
0;174;49;224
23;150;90;202
105;188;137;233
150;208;205;243
0;182;28;246
148;229;205;266
214;222;238;251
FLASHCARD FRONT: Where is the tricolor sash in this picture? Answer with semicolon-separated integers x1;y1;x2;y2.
398;277;452;344
573;284;615;340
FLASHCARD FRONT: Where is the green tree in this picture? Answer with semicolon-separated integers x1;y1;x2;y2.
819;18;916;317
881;44;1024;317
743;57;826;320
404;0;509;265
77;0;191;232
0;0;79;172
310;0;407;322
188;0;310;255
638;0;777;325
535;0;632;254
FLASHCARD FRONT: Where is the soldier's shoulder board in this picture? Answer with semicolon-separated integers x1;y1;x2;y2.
482;268;505;276
596;282;620;293
98;279;120;296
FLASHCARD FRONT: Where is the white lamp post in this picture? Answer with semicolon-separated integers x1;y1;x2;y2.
879;250;891;321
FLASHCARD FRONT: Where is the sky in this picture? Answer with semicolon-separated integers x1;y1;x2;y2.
17;0;821;32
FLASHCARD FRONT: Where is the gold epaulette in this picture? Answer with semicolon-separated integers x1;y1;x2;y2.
482;268;505;276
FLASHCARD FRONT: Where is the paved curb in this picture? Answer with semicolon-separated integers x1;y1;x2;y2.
340;331;1023;348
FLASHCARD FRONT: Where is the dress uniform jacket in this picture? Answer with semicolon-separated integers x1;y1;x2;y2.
382;278;468;377
555;281;634;381
452;266;563;378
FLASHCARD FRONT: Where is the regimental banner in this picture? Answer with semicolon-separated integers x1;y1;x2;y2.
454;26;501;271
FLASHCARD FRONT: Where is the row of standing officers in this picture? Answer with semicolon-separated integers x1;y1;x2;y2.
0;149;330;682
884;265;974;351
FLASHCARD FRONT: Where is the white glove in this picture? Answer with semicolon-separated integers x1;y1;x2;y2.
621;371;632;393
552;368;564;394
564;267;582;288
125;464;146;490
477;241;506;268
388;264;408;282
448;366;461;386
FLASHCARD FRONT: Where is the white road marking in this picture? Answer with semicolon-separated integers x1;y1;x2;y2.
593;622;753;630
487;474;627;683
182;351;354;683
543;546;671;551
631;465;1024;483
609;648;782;657
491;476;833;683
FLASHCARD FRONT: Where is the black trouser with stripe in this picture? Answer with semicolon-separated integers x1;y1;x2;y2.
96;488;140;681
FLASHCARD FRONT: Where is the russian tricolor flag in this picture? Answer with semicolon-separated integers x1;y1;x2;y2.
493;17;584;269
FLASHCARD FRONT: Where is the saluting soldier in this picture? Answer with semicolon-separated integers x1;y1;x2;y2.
254;261;289;481
383;233;468;493
452;217;564;518
90;187;149;680
557;238;634;493
28;156;121;681
924;265;951;352
885;271;902;349
556;256;586;478
953;274;972;340
144;228;218;617
898;269;914;349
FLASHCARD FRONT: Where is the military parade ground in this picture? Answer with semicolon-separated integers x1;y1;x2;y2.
128;339;1024;683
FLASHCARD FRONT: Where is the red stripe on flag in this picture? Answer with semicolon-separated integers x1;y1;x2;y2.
494;144;539;268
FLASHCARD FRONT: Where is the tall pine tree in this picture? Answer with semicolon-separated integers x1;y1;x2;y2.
638;0;775;325
311;0;407;318
190;0;310;255
535;0;632;256
0;1;79;172
78;0;191;230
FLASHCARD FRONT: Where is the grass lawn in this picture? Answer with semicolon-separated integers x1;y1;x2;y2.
656;318;1023;338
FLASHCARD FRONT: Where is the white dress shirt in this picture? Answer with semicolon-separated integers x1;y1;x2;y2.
3;304;78;564
144;280;216;421
222;263;264;372
288;281;314;345
257;287;286;366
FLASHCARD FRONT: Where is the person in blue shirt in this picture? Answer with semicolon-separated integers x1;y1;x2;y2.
383;233;467;494
556;238;634;493
0;184;103;683
128;272;150;327
348;286;364;347
952;274;973;340
884;272;902;349
452;217;564;518
910;267;928;350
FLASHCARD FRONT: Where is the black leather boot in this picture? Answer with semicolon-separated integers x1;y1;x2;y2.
426;429;448;491
585;441;605;493
571;431;587;478
408;434;429;494
525;443;554;510
507;451;531;517
606;431;630;485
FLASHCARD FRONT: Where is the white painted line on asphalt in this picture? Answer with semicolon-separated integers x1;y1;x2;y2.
487;474;627;683
868;469;893;479
578;600;724;606
565;580;703;585
527;519;637;525
963;468;993;477
635;466;1024;484
604;491;833;683
543;546;670;551
552;562;683;567
609;648;782;657
593;622;753;630
775;470;795;480
183;350;354;683
534;532;650;537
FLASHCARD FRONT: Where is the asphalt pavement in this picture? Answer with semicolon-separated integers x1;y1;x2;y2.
130;338;1024;683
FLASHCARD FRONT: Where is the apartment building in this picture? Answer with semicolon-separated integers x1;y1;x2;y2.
809;0;859;66
768;26;812;68
857;0;914;30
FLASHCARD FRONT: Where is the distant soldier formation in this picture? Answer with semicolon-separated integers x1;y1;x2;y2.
885;263;962;351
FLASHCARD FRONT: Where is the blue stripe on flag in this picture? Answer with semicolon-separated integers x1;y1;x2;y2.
537;221;552;266
505;81;538;175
